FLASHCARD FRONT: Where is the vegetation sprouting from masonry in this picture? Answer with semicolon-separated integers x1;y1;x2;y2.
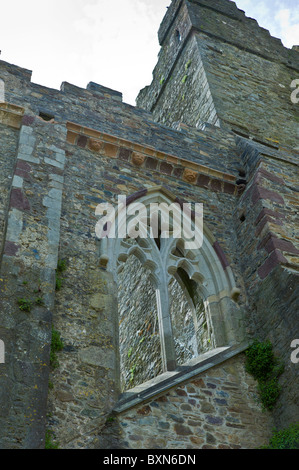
245;339;284;411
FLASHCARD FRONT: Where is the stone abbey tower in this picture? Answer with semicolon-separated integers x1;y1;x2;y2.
0;0;298;449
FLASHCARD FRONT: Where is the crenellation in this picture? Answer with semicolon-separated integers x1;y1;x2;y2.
158;0;183;46
86;81;123;102
138;1;299;149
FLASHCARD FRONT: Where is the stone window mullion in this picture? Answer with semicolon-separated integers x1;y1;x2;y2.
155;280;177;372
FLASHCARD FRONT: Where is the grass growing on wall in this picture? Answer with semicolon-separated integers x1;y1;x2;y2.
50;328;64;369
262;423;299;449
45;430;59;449
17;298;33;312
55;258;67;291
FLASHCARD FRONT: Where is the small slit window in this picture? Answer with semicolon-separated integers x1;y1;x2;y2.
175;29;182;44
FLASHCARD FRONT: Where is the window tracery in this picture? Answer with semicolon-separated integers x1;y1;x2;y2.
97;187;242;392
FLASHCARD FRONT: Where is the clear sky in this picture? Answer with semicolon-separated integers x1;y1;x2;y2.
0;0;298;105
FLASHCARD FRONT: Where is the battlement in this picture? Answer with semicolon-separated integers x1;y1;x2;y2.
0;59;123;102
138;0;299;149
60;80;123;102
0;58;163;147
159;0;247;46
0;59;244;177
158;0;299;68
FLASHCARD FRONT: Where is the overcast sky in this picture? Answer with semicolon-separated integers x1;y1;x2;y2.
0;0;298;105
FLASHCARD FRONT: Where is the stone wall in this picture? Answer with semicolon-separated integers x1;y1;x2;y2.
118;254;162;391
138;31;219;128
169;275;212;363
0;122;19;254
0;116;67;448
0;84;250;447
95;354;273;450
137;0;299;431
137;0;299;148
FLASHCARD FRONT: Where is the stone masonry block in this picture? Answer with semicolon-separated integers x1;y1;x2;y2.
17;153;40;164
90;293;110;311
4;241;19;256
251;185;285;206
103;143;118;158
10;188;30;212
44;157;64;169
257;249;287;279
264;237;299;255
12;175;23;188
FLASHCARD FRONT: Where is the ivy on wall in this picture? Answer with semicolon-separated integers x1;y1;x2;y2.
262;423;299;449
245;339;284;411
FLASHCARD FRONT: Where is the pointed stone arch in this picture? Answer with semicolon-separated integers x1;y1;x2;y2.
96;186;245;379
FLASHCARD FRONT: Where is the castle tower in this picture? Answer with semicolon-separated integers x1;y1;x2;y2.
137;0;299;432
137;0;299;149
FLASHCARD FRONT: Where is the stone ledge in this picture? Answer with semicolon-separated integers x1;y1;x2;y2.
0;102;24;129
86;82;123;102
66;121;238;195
113;341;249;414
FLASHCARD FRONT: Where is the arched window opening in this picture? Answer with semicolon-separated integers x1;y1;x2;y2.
99;187;243;398
169;275;197;364
169;267;213;366
118;248;162;392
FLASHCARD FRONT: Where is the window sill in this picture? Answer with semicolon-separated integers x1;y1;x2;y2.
114;341;249;414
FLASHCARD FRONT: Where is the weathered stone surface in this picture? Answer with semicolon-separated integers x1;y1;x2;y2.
257;249;287;280
138;0;299;148
108;355;273;449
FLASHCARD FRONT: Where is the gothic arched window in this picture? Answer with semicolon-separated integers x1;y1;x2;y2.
97;187;244;396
